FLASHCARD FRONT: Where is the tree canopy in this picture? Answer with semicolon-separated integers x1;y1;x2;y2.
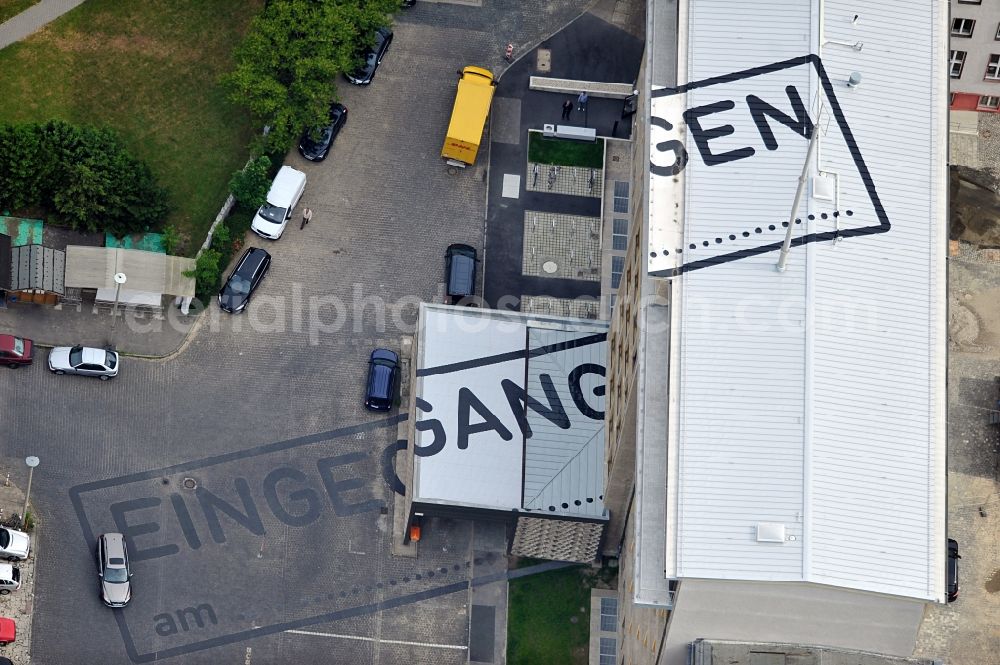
0;120;170;237
224;0;399;153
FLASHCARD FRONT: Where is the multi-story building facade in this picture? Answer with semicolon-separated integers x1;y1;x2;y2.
950;0;1000;111
604;1;949;664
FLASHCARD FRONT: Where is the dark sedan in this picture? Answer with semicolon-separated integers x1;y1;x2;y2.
365;348;399;411
947;538;960;602
218;247;271;313
345;27;392;85
298;103;347;161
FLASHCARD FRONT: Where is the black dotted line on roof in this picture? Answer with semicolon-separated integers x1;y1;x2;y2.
648;209;853;259
519;494;605;512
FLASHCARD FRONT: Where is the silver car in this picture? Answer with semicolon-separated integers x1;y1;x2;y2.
0;527;29;561
96;533;132;607
48;345;119;380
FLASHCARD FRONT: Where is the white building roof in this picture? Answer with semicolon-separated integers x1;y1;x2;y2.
643;0;948;601
413;304;609;519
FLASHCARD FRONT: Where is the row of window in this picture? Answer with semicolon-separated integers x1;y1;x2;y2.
951;17;1000;39
950;50;1000;79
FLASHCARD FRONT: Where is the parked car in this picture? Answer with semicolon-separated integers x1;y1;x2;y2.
250;165;307;240
445;243;477;304
365;348;399;411
345;27;392;85
0;528;29;562
298;103;347;162
0;617;14;647
219;247;271;314
0;565;20;595
48;346;119;380
947;537;960;602
0;335;33;369
96;533;132;608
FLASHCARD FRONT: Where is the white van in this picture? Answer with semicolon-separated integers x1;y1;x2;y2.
251;165;307;240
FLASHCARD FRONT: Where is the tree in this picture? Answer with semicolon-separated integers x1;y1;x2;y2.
228;155;271;208
0;120;169;236
223;0;399;153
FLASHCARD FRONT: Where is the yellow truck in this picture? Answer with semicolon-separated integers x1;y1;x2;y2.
441;66;496;166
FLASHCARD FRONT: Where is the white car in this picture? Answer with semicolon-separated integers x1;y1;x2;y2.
0;564;20;595
48;346;119;380
0;528;29;562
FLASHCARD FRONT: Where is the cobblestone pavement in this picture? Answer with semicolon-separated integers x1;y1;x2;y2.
912;257;1000;664
0;483;35;665
521;211;602;280
525;160;603;197
0;2;594;663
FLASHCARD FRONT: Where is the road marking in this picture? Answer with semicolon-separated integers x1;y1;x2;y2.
285;629;467;650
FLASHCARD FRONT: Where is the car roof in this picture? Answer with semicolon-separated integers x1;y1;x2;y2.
0;564;12;578
371;348;398;363
238;248;270;274
81;347;108;365
0;335;16;353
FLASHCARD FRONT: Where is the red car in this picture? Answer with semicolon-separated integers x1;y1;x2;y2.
0;335;33;369
0;616;14;646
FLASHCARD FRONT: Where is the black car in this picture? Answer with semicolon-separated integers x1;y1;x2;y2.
298;102;348;161
947;538;960;602
445;243;477;304
218;247;271;313
345;27;392;85
365;348;399;411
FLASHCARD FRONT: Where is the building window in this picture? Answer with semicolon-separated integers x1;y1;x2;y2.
611;256;624;289
953;18;975;36
613;181;630;213
951;50;967;78
599;597;619;631
980;95;1000;109
612;218;629;251
599;637;617;665
987;54;1000;80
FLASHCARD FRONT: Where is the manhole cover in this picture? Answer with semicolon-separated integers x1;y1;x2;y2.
182;477;198;490
536;48;551;73
542;260;558;274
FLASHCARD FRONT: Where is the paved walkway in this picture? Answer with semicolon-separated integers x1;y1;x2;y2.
0;480;35;665
0;0;87;50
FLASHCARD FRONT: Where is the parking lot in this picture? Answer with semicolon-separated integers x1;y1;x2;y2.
0;1;593;662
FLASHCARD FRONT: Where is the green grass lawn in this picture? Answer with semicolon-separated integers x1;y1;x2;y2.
0;0;39;25
0;0;262;255
507;564;617;665
528;132;605;169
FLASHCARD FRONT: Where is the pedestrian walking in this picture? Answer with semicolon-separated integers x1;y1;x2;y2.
301;207;313;230
577;91;589;111
562;99;573;120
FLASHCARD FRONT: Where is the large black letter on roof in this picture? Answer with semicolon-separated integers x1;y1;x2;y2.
456;387;513;450
683;100;755;166
746;85;814;151
501;375;570;438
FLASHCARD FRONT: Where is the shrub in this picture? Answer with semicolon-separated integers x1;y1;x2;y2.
185;248;223;303
228;155;271;209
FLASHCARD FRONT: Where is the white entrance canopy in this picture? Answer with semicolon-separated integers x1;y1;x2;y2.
64;246;196;298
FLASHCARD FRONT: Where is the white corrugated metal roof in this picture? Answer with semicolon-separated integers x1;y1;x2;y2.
647;0;948;601
413;305;609;519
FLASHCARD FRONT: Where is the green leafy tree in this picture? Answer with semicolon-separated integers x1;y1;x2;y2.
185;248;223;303
228;155;271;208
0;120;169;236
223;0;398;153
162;224;182;254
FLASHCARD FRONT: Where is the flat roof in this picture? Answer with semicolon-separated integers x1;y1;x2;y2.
413;304;608;519
641;0;948;601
